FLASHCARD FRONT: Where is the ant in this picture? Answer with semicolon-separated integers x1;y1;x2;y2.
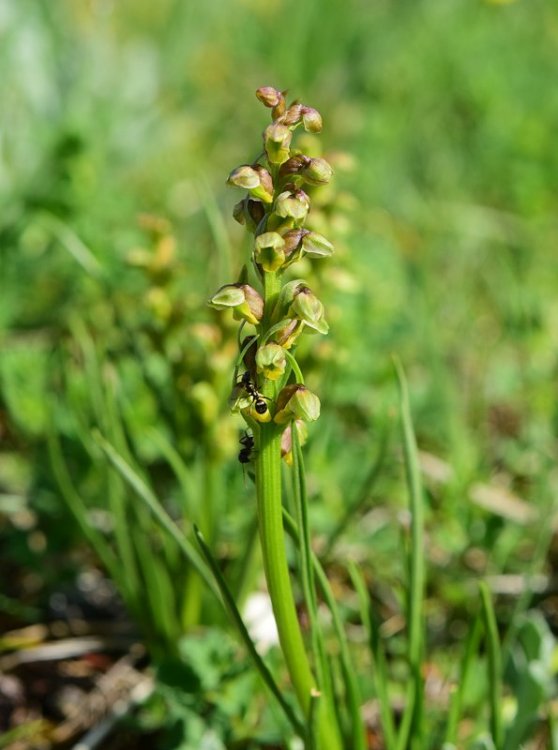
237;371;269;416
238;432;255;464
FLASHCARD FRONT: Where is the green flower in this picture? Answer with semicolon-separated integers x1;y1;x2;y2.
228;164;274;203
289;286;329;334
275;189;310;222
301;157;333;186
254;232;286;272
274;384;321;424
301;107;323;133
256;343;286;381
208;283;263;325
301;231;334;258
264;122;292;165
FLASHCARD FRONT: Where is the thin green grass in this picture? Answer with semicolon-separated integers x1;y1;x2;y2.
394;358;426;750
480;582;504;750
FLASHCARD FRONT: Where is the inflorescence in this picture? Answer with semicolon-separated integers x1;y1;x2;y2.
209;86;334;457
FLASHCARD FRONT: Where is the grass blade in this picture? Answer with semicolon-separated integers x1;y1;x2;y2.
291;424;330;698
394;358;425;750
306;689;321;750
479;581;504;750
445;610;482;747
349;561;397;750
47;428;121;588
282;509;367;750
93;431;218;598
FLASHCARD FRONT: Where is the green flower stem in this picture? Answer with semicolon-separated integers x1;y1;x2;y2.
255;425;341;750
254;270;342;750
284;349;305;384
255;426;312;695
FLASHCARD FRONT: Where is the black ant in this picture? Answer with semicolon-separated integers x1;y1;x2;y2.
238;432;255;464
237;371;269;416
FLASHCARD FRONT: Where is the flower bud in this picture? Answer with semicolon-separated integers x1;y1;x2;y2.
232;200;246;226
256;343;286;381
228;164;260;190
274;384;321;424
247;199;266;227
273;318;303;349
273;278;303;313
252;165;274;203
271;90;288;119
256;86;283;108
301;107;323;133
301;157;333;186
274;189;310;222
289;285;329;334
264;122;292;165
279;154;309;178
281;228;306;265
234;198;266;232
208;283;263;325
301;231;334;258
227;164;273;203
254;232;285;272
280;103;303;126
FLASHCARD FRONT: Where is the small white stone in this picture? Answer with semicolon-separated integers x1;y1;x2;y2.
243;592;279;654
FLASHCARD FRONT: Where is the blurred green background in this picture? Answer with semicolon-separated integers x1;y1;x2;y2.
1;0;557;746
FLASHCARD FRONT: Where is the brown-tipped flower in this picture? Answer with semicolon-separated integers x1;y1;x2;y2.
247;199;266;227
264;122;292;165
228;164;260;189
279;154;309;178
254;231;286;273
256;343;286;381
301;157;333;186
273;278;304;313
227;164;274;203
232;200;246;226
252;165;274;202
273;318;303;349
281;228;307;265
301;107;323;133
274;384;321;424
289;285;329;334
280;103;303;126
256;86;283;108
208;283;263;325
274;189;310;222
233;198;266;232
